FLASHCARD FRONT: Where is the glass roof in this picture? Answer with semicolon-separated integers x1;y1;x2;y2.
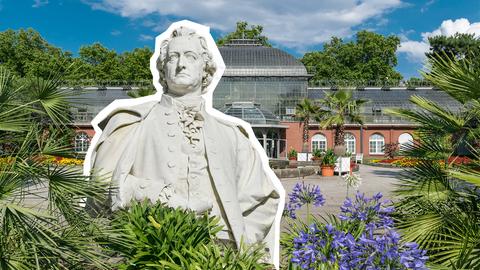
219;39;308;77
220;102;281;125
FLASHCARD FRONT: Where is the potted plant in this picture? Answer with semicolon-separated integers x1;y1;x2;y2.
288;148;298;161
321;149;336;176
288;148;298;168
311;149;323;164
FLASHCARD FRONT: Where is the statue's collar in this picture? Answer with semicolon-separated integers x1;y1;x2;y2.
160;94;205;112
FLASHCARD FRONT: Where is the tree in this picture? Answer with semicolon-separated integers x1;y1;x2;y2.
119;47;153;81
316;90;367;148
301;31;402;84
427;33;480;64
295;98;320;152
0;28;72;79
217;21;271;47
75;42;123;81
386;53;480;269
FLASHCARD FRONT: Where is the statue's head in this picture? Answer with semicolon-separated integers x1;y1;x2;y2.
156;27;217;96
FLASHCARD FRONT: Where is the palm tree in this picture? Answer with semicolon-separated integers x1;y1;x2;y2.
386;53;480;269
0;66;112;269
295;98;320;153
316;90;367;154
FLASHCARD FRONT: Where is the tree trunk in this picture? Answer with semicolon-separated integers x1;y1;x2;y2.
302;118;309;152
334;125;345;146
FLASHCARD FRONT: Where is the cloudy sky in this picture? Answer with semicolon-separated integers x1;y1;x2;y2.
2;0;479;78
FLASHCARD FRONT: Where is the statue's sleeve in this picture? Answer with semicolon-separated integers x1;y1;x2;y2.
90;112;173;211
235;128;280;244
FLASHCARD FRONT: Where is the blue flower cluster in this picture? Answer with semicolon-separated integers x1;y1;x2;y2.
285;182;325;219
290;191;428;270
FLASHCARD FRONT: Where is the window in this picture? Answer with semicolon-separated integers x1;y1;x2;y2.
345;133;356;154
369;133;385;154
74;132;90;153
398;133;413;151
285;107;296;115
311;134;327;152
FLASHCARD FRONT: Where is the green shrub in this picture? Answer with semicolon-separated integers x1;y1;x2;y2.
108;200;271;269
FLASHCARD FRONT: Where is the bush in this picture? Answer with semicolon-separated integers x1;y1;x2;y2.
108;200;271;269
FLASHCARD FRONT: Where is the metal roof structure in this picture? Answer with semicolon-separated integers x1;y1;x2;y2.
308;87;463;125
219;39;309;77
220;102;287;128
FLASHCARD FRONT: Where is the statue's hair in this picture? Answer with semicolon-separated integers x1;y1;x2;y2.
156;27;217;93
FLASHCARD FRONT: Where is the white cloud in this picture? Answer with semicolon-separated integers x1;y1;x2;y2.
398;18;480;63
139;34;153;41
32;0;48;8
111;30;122;36
83;0;403;49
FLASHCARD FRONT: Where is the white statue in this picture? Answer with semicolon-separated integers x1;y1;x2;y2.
85;21;284;267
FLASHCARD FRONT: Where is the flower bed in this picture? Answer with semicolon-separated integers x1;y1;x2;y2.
369;156;472;168
0;155;84;166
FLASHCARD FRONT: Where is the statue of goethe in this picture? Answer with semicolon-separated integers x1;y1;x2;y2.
86;20;284;267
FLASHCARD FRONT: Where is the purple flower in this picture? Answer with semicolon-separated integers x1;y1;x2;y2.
286;182;325;219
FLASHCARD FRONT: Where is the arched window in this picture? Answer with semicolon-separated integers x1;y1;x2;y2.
345;133;356;154
311;134;327;152
369;133;385;154
398;133;413;151
74;132;90;153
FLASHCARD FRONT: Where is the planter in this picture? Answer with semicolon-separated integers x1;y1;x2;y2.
289;160;298;168
288;157;297;161
321;165;334;176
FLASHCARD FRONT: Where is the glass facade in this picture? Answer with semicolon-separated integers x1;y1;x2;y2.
213;77;307;119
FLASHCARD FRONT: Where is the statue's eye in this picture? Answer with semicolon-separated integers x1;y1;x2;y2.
168;54;178;62
185;52;197;61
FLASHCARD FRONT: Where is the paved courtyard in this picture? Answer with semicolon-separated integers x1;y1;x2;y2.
279;164;403;223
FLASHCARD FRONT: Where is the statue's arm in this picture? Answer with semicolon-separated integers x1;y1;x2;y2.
235;129;280;243
91;119;174;210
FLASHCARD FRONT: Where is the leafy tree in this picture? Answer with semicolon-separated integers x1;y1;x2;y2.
427;33;480;64
0;28;72;78
295;98;320;152
119;47;153;81
302;31;402;84
387;53;480;268
76;43;122;81
316;90;367;147
217;21;271;47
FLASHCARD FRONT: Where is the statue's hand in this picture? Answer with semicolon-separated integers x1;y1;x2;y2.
186;198;213;214
167;194;212;214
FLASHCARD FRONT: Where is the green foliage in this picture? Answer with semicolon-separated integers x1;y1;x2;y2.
288;148;298;159
0;66;112;269
315;89;368;146
427;33;480;66
109;200;270;269
127;88;157;98
217;21;271;47
387;49;480;269
0;28;72;79
321;149;336;166
0;28;153;82
302;31;402;84
295;98;320;152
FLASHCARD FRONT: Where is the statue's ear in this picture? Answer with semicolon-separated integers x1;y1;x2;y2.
237;125;249;139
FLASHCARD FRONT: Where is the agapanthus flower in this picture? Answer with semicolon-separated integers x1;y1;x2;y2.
286;182;325;219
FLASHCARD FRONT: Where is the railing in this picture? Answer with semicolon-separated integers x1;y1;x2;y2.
71;112;97;124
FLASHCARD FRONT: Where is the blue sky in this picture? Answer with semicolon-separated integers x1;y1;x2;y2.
1;0;479;79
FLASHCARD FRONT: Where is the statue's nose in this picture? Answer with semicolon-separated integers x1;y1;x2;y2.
177;54;187;70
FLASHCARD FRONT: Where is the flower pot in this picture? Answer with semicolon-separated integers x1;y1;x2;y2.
288;156;297;161
289;160;298;168
321;165;334;176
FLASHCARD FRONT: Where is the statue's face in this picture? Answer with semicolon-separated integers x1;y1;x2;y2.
164;36;205;96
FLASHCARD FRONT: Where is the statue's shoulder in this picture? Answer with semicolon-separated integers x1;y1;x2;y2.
209;113;250;139
98;100;159;132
